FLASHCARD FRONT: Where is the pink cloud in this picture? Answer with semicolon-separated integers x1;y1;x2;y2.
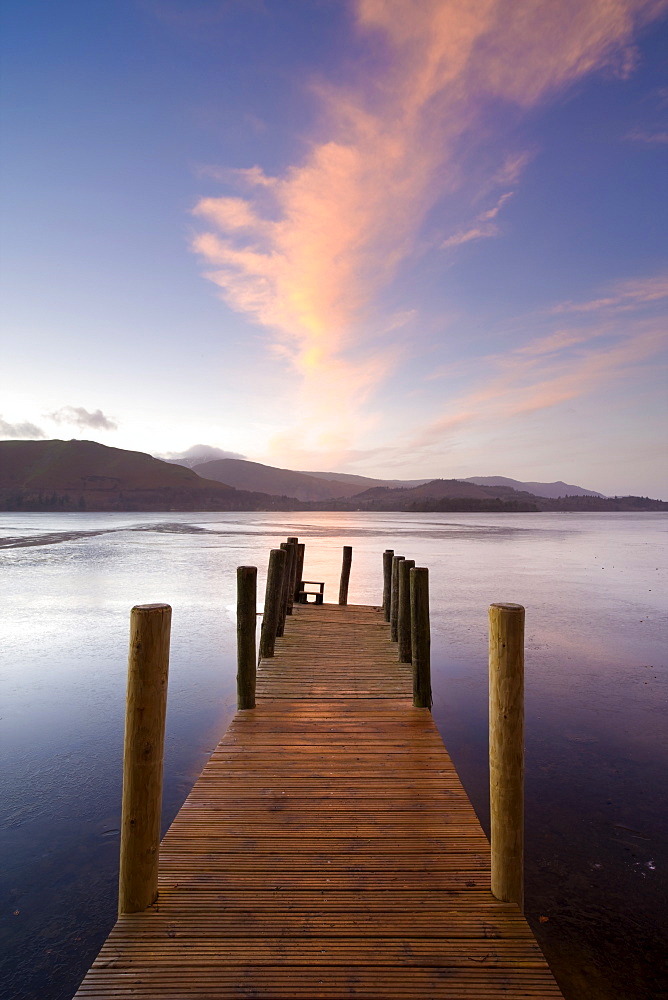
441;223;499;249
193;0;667;464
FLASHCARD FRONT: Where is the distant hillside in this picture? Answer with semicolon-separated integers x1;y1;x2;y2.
326;479;540;511
353;479;504;501
2;442;663;512
463;476;605;499
306;478;667;513
192;458;361;502
303;469;604;497
170;453;604;498
0;440;298;511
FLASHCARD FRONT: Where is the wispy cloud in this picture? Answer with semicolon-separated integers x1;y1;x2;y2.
0;416;46;439
625;85;668;143
626;128;668;143
193;0;667;464
48;406;118;431
399;272;668;458
551;273;668;314
441;191;516;249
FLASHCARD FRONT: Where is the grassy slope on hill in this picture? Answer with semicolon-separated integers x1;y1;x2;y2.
0;441;298;511
1;439;214;490
192;458;361;501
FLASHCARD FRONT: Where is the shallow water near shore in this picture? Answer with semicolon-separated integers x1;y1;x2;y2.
0;511;666;1000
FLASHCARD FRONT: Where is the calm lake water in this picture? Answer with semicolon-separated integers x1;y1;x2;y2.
0;511;666;1000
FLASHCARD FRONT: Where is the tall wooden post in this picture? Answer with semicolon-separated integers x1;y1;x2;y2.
118;603;171;915
397;558;415;662
236;566;257;709
390;555;404;641
382;549;394;622
489;602;525;909
411;567;431;709
277;542;292;635
259;548;286;659
339;545;353;605
286;537;299;613
294;542;305;601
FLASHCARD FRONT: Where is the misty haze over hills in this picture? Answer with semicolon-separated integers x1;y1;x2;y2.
161;444;246;469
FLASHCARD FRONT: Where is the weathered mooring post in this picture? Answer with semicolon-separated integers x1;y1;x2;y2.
259;547;286;659
489;602;525;909
118;603;171;915
382;549;394;621
339;545;353;605
277;541;293;635
390;554;405;641
410;567;432;709
294;542;305;601
286;537;299;612
236;566;257;709
397;558;415;662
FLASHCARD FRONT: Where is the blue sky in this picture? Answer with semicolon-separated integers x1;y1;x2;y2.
1;0;666;496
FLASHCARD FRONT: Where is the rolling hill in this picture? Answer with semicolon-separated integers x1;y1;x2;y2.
0;440;297;511
463;476;604;499
178;455;607;500
307;479;666;513
2;441;664;512
191;458;361;502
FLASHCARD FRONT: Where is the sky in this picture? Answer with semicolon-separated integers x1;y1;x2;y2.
1;0;667;498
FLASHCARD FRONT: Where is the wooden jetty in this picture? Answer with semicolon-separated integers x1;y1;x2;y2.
74;554;564;998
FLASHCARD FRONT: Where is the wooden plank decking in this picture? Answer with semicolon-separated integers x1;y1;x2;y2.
74;603;564;998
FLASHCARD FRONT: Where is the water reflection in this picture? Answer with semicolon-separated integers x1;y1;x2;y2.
0;511;665;1000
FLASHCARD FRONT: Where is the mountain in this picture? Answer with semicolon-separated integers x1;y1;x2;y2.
173;454;605;499
463;476;605;499
2;441;663;512
333;478;538;510
302;470;604;497
191;458;363;502
307;479;666;513
0;440;297;511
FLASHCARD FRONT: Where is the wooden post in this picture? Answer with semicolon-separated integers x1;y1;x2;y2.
339;545;352;605
277;541;293;634
236;566;257;709
397;558;415;662
286;537;299;613
489;602;525;909
390;555;405;641
259;548;286;659
411;567;431;709
118;603;171;915
294;542;305;601
382;549;394;622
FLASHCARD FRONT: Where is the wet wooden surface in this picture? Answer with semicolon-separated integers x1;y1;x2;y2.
74;603;564;998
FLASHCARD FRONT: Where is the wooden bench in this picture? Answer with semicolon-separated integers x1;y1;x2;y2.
297;580;325;604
